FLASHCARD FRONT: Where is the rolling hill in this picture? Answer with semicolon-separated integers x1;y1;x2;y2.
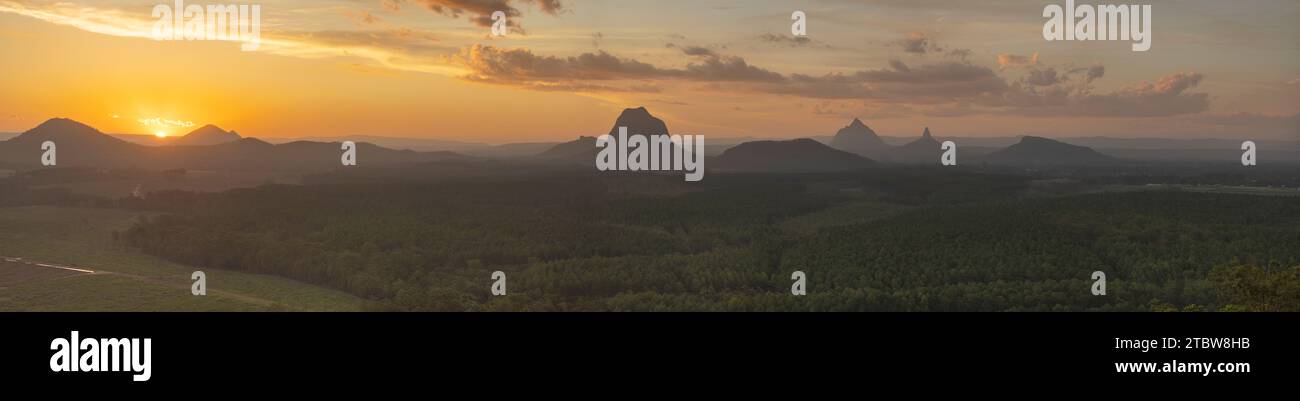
982;136;1119;166
172;124;242;146
714;138;875;172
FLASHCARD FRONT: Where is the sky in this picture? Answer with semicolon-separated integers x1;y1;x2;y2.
1;0;1297;142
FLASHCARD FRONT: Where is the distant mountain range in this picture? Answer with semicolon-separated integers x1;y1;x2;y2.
2;111;1294;172
826;119;950;164
0;118;473;170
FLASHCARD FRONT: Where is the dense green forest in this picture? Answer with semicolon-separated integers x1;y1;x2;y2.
106;169;1300;311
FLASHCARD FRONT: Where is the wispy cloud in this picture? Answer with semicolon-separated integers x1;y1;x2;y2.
397;0;563;31
0;0;470;76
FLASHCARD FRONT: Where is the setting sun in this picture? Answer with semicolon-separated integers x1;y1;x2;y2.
154;131;167;138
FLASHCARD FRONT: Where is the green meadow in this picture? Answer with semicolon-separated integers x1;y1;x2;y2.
0;206;362;311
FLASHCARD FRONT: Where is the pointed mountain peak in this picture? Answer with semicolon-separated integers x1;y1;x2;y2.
896;126;942;162
838;118;875;134
829;117;886;156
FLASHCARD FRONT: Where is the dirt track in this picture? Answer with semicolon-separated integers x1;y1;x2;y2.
0;258;94;288
0;256;281;308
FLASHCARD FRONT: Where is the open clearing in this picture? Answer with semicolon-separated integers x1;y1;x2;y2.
0;206;363;311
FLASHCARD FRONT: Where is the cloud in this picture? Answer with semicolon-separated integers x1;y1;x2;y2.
758;59;1007;104
0;0;470;77
453;44;664;81
680;46;718;58
1070;64;1106;83
1130;72;1205;97
995;71;1211;117
897;32;941;54
679;48;785;82
138;117;196;129
403;0;563;29
758;33;814;47
448;43;1207;120
946;48;972;61
684;57;784;82
275;29;448;55
452;44;784;85
1024;68;1061;86
1;0;1217;121
997;53;1039;69
855;60;999;85
348;11;381;25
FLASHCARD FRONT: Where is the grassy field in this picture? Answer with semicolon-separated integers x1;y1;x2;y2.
0;206;363;311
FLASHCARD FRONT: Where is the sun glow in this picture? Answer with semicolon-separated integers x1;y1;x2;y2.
154;131;167;138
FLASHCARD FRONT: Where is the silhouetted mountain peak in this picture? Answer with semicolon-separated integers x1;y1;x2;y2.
891;127;943;164
176;124;241;146
608;107;669;137
1012;136;1096;152
910;127;939;145
716;138;874;172
538;107;670;161
985;136;1118;165
829;117;888;157
20;117;101;137
11;117;126;146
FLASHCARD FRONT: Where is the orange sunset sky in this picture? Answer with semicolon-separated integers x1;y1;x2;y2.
1;0;1297;143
